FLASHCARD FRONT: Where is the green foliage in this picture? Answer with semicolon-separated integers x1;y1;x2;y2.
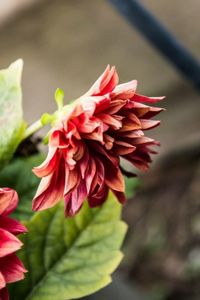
0;155;43;220
1;154;128;299
125;176;140;199
10;192;127;300
0;60;25;169
0;60;133;300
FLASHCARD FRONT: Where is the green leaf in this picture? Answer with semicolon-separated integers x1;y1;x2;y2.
0;154;43;220
10;193;127;300
0;59;25;169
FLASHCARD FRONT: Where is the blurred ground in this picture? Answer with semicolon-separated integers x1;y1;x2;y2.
0;1;200;299
123;144;200;300
0;0;200;160
0;0;42;26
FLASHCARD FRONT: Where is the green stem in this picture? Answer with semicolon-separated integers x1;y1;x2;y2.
23;119;44;140
22;100;72;140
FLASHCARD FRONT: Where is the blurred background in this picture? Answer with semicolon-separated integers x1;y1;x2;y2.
1;0;200;299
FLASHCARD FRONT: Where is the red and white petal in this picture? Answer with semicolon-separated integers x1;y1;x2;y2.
103;134;114;150
64;167;80;195
113;141;136;155
132;93;165;104
49;130;68;148
85;65;119;96
105;99;126;115
79;151;89;179
32;160;65;211
64;180;87;217
120;130;144;138
111;80;137;99
97;113;123;130
85;157;97;194
32;147;59;178
140;119;160;130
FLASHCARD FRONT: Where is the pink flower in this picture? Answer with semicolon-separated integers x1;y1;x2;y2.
33;65;164;216
0;188;27;300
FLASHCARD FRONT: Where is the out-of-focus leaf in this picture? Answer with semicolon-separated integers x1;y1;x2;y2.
0;60;25;169
125;177;140;199
0;154;43;220
10;192;127;300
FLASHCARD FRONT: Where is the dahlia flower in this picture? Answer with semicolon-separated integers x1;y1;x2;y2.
0;188;27;300
33;65;164;216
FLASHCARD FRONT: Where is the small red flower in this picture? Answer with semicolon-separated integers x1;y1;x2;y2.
33;66;164;216
0;188;27;300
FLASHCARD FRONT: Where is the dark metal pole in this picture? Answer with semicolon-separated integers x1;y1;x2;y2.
108;0;200;91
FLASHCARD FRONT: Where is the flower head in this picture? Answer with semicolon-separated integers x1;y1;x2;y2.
33;66;164;216
0;188;27;300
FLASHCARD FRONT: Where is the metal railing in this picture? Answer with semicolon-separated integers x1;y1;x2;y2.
108;0;200;92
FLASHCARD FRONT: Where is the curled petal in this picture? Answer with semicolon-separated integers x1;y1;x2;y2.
0;254;27;284
132;93;165;103
97;113;123;130
140;119;160;130
105;99;126;115
114;141;136;155
81;95;110;115
130;136;155;145
82;126;105;144
103;134;114;150
0;272;6;290
105;163;125;193
85;157;96;194
91;142;119;166
90;157;104;194
0;228;23;258
64;121;81;140
64;180;87;216
111;80;137;99
0;217;27;236
32;159;65;211
0;189;18;216
80;99;96;116
119;118;141;132
124;146;155;171
143;107;164;119
75;115;101;134
85;65;119;96
64;167;80;195
88;184;108;207
120;130;144;138
112;191;126;204
133;102;164;118
79;151;89;179
50;130;68;148
33;147;59;178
